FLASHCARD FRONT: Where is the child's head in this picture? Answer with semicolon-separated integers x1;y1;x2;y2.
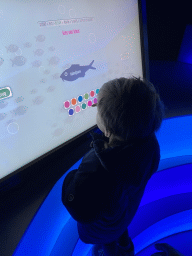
93;76;165;145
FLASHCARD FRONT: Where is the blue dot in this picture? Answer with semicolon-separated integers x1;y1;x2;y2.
69;109;74;116
78;95;83;102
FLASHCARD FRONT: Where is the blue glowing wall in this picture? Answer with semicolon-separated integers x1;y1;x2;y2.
178;25;192;64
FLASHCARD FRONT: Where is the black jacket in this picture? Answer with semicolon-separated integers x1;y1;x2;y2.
62;130;160;244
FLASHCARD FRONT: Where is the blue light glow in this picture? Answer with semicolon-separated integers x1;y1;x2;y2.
13;116;192;256
178;25;192;65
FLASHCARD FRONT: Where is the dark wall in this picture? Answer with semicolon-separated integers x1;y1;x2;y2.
145;0;192;61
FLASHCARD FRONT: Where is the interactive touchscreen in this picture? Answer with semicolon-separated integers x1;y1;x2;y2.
0;0;143;180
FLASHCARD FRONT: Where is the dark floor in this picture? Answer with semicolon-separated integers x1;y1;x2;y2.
0;60;192;256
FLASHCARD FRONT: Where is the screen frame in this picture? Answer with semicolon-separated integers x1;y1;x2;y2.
0;0;150;187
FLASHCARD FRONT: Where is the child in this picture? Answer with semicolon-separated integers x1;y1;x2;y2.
62;77;165;256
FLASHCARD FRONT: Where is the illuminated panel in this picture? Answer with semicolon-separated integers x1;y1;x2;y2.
178;25;192;64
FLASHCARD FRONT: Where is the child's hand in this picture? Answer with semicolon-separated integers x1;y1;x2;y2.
151;243;185;256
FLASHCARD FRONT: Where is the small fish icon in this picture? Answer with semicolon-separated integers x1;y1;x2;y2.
60;60;96;82
10;56;27;67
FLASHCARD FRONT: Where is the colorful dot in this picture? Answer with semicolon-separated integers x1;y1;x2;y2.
64;101;70;108
96;89;99;94
82;103;86;110
69;109;74;116
93;98;97;104
88;100;92;107
75;105;81;113
90;90;95;97
78;95;83;102
84;93;89;100
71;98;77;105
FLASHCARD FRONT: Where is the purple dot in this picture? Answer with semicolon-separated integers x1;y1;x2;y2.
69;109;74;116
93;98;97;104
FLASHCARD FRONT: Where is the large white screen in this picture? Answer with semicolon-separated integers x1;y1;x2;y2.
0;0;143;179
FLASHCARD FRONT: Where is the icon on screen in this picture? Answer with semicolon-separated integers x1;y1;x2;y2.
0;87;12;100
60;60;96;82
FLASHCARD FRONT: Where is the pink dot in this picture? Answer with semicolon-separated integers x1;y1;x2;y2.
64;101;70;108
90;90;95;97
75;106;81;113
88;101;92;107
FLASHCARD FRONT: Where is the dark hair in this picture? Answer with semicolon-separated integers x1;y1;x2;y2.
97;76;165;142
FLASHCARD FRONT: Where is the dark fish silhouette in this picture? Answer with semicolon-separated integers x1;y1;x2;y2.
60;60;96;81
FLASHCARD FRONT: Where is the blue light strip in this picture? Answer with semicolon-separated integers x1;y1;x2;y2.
156;115;192;161
139;163;192;207
133;209;192;254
